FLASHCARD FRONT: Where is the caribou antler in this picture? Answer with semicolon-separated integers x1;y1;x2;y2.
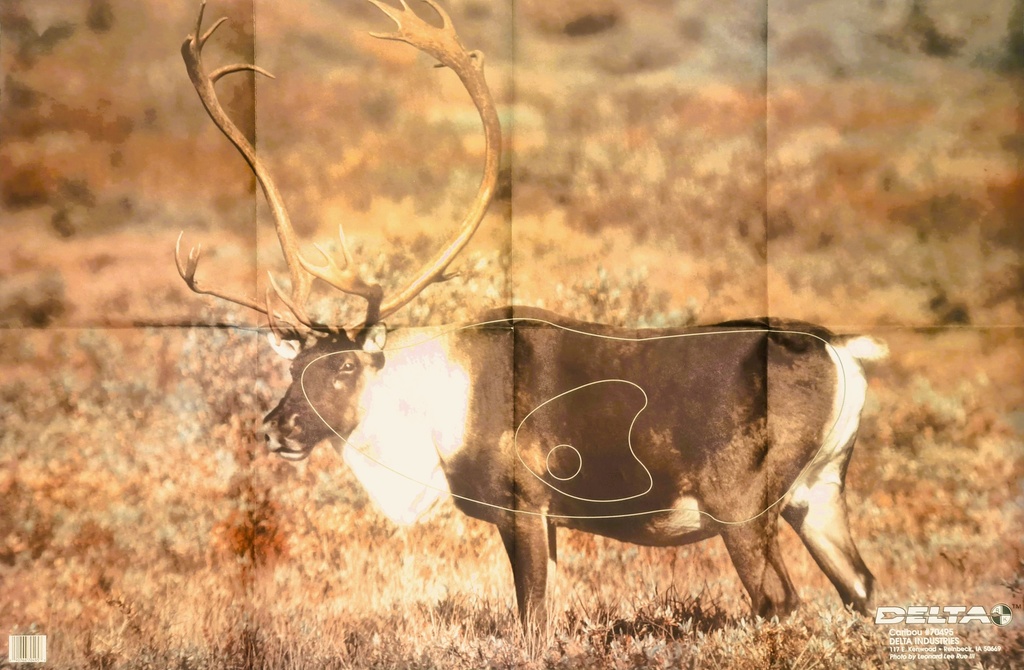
176;0;501;334
177;1;320;334
364;0;502;324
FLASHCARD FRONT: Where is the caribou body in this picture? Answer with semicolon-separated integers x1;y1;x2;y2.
262;306;885;629
178;1;884;633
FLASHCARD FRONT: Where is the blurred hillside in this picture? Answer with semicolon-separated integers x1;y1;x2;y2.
0;0;1020;329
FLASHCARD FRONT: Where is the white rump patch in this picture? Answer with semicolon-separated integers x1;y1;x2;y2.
341;330;471;525
822;341;870;464
789;340;870;510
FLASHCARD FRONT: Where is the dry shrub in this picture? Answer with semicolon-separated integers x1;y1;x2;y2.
0;270;66;327
218;624;266;670
0;471;55;565
518;84;765;253
71;521;119;564
870;374;1008;454
415;594;512;641
537;265;694;328
213;477;288;575
582;587;732;651
518;0;620;36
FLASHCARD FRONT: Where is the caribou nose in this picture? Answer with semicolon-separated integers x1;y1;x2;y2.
262;414;303;453
262;421;282;451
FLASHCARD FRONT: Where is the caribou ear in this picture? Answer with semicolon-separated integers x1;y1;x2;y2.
266;332;301;360
362;323;387;353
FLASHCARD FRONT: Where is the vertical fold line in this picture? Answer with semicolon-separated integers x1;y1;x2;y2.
762;0;771;322
508;1;521;527
250;0;264;443
245;0;260;625
251;0;261;340
761;1;772;445
508;0;518;312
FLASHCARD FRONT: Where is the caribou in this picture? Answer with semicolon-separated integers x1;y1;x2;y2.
177;0;886;634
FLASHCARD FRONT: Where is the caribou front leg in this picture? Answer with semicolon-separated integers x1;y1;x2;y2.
498;511;553;637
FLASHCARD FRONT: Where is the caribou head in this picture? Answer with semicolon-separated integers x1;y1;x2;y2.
259;326;385;461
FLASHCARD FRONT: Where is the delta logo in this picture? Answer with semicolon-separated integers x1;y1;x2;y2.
875;604;1013;626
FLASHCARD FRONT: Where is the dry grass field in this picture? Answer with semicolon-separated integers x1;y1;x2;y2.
2;0;1023;667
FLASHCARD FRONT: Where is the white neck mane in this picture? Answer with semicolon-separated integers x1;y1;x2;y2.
341;330;471;525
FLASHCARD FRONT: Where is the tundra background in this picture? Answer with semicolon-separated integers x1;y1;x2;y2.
1;0;1022;668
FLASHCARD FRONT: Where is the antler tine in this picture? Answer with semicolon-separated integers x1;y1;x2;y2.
199;17;228;48
175;231;292;322
264;285;301;344
367;0;465;69
299;225;385;315
209;63;275;84
181;2;317;329
266;271;320;330
362;0;502;325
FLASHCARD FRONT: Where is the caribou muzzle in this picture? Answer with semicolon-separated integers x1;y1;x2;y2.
262;415;313;461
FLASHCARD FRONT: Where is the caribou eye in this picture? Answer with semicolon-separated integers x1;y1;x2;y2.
339;360;357;374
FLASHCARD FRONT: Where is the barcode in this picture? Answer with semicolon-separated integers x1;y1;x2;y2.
8;635;46;663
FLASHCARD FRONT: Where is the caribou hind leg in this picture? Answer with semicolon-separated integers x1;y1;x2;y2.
720;511;801;618
783;374;876;616
778;335;879;615
782;480;875;615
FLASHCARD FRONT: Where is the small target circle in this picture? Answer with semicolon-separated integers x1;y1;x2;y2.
545;444;582;481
